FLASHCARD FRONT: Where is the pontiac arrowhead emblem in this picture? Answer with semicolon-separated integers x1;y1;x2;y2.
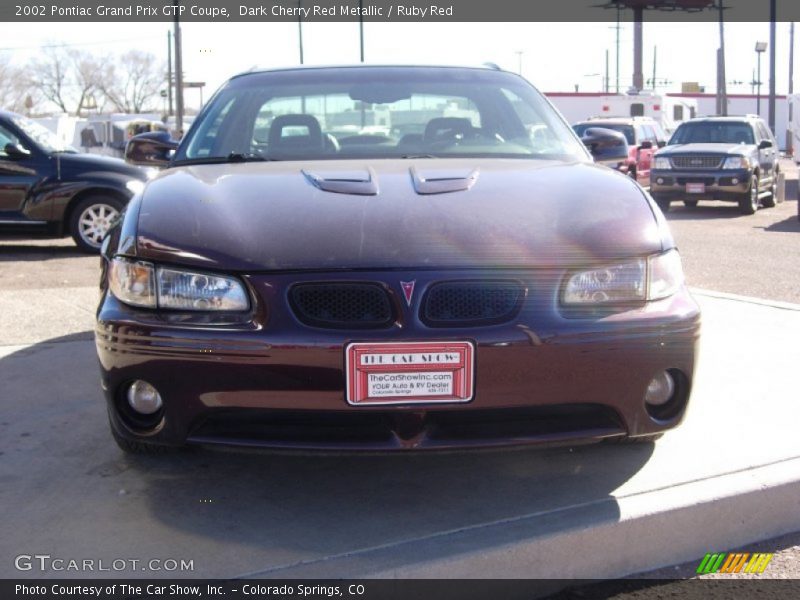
400;281;416;306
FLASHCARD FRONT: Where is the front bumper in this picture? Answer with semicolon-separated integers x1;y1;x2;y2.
650;168;750;201
96;270;701;451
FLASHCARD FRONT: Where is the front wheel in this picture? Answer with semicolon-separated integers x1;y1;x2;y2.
738;174;759;215
654;196;671;213
69;195;124;253
761;171;779;208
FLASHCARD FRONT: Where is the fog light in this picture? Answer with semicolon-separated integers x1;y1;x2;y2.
731;177;739;185
656;177;664;185
126;380;163;415
644;371;675;406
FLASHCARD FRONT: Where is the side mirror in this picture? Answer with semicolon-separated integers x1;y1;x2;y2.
639;140;653;150
657;140;666;148
581;127;629;163
4;143;31;159
125;131;178;167
758;139;773;150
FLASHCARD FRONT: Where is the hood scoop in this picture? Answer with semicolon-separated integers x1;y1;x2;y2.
302;168;378;195
411;166;479;195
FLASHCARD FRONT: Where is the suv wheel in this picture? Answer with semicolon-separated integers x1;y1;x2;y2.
69;195;124;253
738;174;759;215
761;170;779;208
654;196;671;213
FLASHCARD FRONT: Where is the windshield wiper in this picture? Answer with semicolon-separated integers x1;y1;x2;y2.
226;152;273;162
400;153;438;159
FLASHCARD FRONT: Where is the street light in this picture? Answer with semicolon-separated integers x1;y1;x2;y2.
755;41;767;116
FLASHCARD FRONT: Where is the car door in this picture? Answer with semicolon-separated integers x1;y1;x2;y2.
755;121;777;187
635;123;655;186
0;123;43;219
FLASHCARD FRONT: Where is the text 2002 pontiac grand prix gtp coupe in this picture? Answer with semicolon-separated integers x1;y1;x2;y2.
95;65;700;454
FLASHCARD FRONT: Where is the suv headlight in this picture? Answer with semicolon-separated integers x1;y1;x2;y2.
722;156;750;169
563;249;684;305
109;258;249;311
653;157;671;170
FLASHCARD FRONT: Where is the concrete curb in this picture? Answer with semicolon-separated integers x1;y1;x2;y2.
240;457;800;583
690;288;800;311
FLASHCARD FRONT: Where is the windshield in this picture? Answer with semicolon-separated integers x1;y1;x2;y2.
12;116;75;153
573;123;635;146
669;121;754;145
175;67;589;164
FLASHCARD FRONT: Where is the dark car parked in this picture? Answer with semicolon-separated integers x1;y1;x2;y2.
0;110;149;251
650;115;780;214
97;65;700;454
572;116;667;188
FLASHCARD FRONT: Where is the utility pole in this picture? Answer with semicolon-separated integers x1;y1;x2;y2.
652;45;656;90
790;22;795;123
768;0;776;133
298;1;304;64
615;5;621;93
717;0;727;116
632;6;643;91
167;30;173;117
605;49;610;93
359;0;365;62
173;0;184;135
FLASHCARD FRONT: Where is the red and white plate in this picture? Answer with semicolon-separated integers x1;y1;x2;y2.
686;182;705;194
345;341;475;405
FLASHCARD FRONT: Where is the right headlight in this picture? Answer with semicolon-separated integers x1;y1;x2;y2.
653;157;672;170
563;249;684;305
109;258;249;311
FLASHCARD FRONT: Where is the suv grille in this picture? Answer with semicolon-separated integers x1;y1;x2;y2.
422;281;524;327
670;156;724;169
289;283;394;329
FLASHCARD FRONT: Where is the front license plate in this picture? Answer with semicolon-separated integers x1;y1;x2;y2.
345;341;475;405
686;182;705;194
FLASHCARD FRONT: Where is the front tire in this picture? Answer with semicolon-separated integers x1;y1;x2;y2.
654;196;671;213
738;174;759;215
69;195;124;253
761;170;779;208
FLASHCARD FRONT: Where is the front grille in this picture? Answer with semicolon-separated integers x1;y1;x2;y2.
676;177;715;186
289;283;393;329
670;155;724;169
422;281;524;327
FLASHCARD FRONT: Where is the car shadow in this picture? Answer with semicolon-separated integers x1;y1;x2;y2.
0;332;655;579
0;239;86;261
762;215;800;233
663;203;745;220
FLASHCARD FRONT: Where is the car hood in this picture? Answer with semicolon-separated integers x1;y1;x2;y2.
657;143;754;156
134;159;665;271
57;152;147;179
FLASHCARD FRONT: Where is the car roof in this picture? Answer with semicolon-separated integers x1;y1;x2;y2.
685;116;760;123
229;63;508;81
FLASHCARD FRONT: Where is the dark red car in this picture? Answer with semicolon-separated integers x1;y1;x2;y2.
96;65;700;453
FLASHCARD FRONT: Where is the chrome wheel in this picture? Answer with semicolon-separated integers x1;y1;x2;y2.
77;203;119;248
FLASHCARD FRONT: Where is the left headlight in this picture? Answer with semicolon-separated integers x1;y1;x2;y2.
563;249;684;305
653;157;671;170
722;156;750;170
109;258;249;311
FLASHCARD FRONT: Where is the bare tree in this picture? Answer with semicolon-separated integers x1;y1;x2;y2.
101;50;165;114
70;50;110;115
29;45;72;114
0;55;38;113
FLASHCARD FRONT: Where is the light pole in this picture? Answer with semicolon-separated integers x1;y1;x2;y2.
755;41;767;116
515;51;523;76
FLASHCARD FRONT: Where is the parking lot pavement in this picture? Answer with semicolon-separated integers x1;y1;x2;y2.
1;246;799;580
665;158;799;305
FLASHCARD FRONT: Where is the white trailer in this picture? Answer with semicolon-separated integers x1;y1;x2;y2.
546;91;697;135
